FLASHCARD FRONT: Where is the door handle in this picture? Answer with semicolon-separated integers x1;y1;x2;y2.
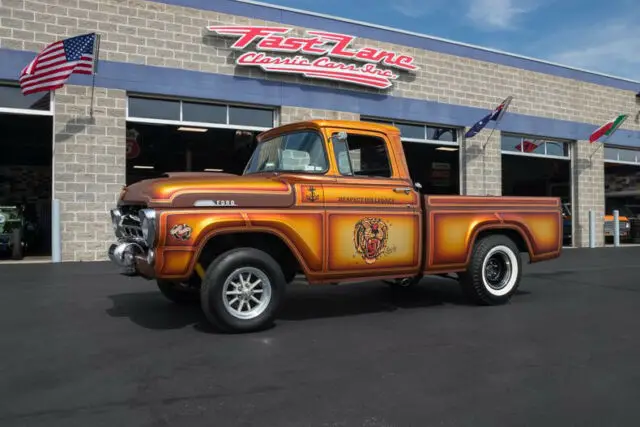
393;187;412;194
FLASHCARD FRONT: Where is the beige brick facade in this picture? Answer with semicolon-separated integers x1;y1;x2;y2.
53;85;127;261
1;0;638;258
573;140;605;247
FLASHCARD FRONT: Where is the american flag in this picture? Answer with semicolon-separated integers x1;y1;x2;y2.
19;33;98;95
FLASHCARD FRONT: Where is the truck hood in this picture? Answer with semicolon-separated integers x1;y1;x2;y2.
119;172;296;208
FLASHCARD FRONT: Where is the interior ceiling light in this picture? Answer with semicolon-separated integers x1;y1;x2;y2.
178;126;208;132
435;146;458;151
133;165;154;169
204;168;223;172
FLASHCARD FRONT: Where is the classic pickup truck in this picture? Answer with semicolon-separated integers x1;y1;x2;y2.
108;120;562;333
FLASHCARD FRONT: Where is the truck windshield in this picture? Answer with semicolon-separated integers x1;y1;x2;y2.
243;130;329;175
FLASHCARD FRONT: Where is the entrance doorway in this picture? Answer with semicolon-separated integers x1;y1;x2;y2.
604;146;640;244
125;95;275;184
501;134;573;246
0;85;53;261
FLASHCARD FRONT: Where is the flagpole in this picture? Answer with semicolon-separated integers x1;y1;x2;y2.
89;33;101;118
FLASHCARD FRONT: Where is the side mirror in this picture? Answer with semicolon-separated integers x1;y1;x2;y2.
414;182;423;190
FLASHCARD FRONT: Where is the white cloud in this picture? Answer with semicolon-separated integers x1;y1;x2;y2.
465;0;536;30
536;18;640;81
391;0;441;17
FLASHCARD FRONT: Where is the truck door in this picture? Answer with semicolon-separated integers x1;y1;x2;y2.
322;128;421;280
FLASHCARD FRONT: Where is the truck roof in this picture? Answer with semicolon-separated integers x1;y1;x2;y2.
257;119;400;142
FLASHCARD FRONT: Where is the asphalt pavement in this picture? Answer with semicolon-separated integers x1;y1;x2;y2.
1;247;640;427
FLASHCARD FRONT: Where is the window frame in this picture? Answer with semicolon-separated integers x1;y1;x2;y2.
126;93;276;132
501;132;571;160
331;131;394;179
0;83;54;117
243;129;330;175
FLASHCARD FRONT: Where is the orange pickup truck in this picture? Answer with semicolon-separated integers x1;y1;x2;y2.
108;120;562;333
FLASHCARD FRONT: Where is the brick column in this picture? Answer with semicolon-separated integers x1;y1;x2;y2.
53;85;126;262
573;139;605;247
462;128;502;196
280;106;359;125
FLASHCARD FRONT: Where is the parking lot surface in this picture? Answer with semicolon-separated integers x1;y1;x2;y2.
1;247;640;427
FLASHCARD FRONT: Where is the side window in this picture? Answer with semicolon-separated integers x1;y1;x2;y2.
332;133;392;178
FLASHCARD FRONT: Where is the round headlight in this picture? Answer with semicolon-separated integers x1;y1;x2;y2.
138;209;157;247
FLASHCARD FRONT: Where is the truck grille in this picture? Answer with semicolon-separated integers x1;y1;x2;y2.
118;205;145;240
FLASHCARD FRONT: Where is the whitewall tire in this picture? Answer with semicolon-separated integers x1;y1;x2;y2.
459;235;522;305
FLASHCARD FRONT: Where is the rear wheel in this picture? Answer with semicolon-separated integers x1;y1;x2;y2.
200;247;286;333
458;234;522;305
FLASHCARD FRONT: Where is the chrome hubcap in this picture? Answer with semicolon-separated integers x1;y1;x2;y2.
483;251;512;290
222;267;272;320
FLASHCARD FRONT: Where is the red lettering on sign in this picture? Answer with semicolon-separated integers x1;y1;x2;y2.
207;25;419;89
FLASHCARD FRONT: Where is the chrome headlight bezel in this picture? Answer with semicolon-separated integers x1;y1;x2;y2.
139;208;157;247
110;208;123;237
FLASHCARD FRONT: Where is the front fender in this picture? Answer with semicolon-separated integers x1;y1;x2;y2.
153;209;323;281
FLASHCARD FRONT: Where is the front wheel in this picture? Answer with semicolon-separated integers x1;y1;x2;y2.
200;248;286;333
458;235;522;305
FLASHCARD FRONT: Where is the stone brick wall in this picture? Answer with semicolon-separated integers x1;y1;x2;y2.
462;129;502;196
53;85;126;261
1;0;637;134
573;140;605;247
280;107;359;125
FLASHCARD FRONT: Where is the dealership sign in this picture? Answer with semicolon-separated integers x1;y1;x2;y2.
206;26;419;89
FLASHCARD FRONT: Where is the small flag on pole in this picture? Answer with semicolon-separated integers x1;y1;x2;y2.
589;114;629;143
465;96;513;138
19;33;98;96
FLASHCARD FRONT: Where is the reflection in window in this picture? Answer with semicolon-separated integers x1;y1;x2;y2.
0;85;50;111
396;122;425;139
428;126;457;142
501;135;522;152
229;106;273;128
182;102;226;124
545;141;568;157
128;97;180;120
618;148;638;163
361;117;458;144
502;134;569;158
334;133;391;178
244;131;327;174
604;147;618;161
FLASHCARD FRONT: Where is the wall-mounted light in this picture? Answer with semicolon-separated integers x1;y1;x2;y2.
133;165;154;169
178;126;208;132
435;146;458;152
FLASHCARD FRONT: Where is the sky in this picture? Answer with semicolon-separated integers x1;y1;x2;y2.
256;0;640;82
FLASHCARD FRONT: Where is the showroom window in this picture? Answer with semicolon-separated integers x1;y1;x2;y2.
604;146;640;164
125;95;276;185
127;95;275;129
501;134;570;159
0;83;52;116
362;117;459;146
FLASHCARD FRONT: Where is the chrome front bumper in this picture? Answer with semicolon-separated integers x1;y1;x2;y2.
108;241;155;278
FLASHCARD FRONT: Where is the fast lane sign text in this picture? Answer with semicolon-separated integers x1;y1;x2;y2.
206;26;419;89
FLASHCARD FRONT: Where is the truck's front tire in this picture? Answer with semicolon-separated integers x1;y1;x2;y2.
459;234;522;305
200;248;286;333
